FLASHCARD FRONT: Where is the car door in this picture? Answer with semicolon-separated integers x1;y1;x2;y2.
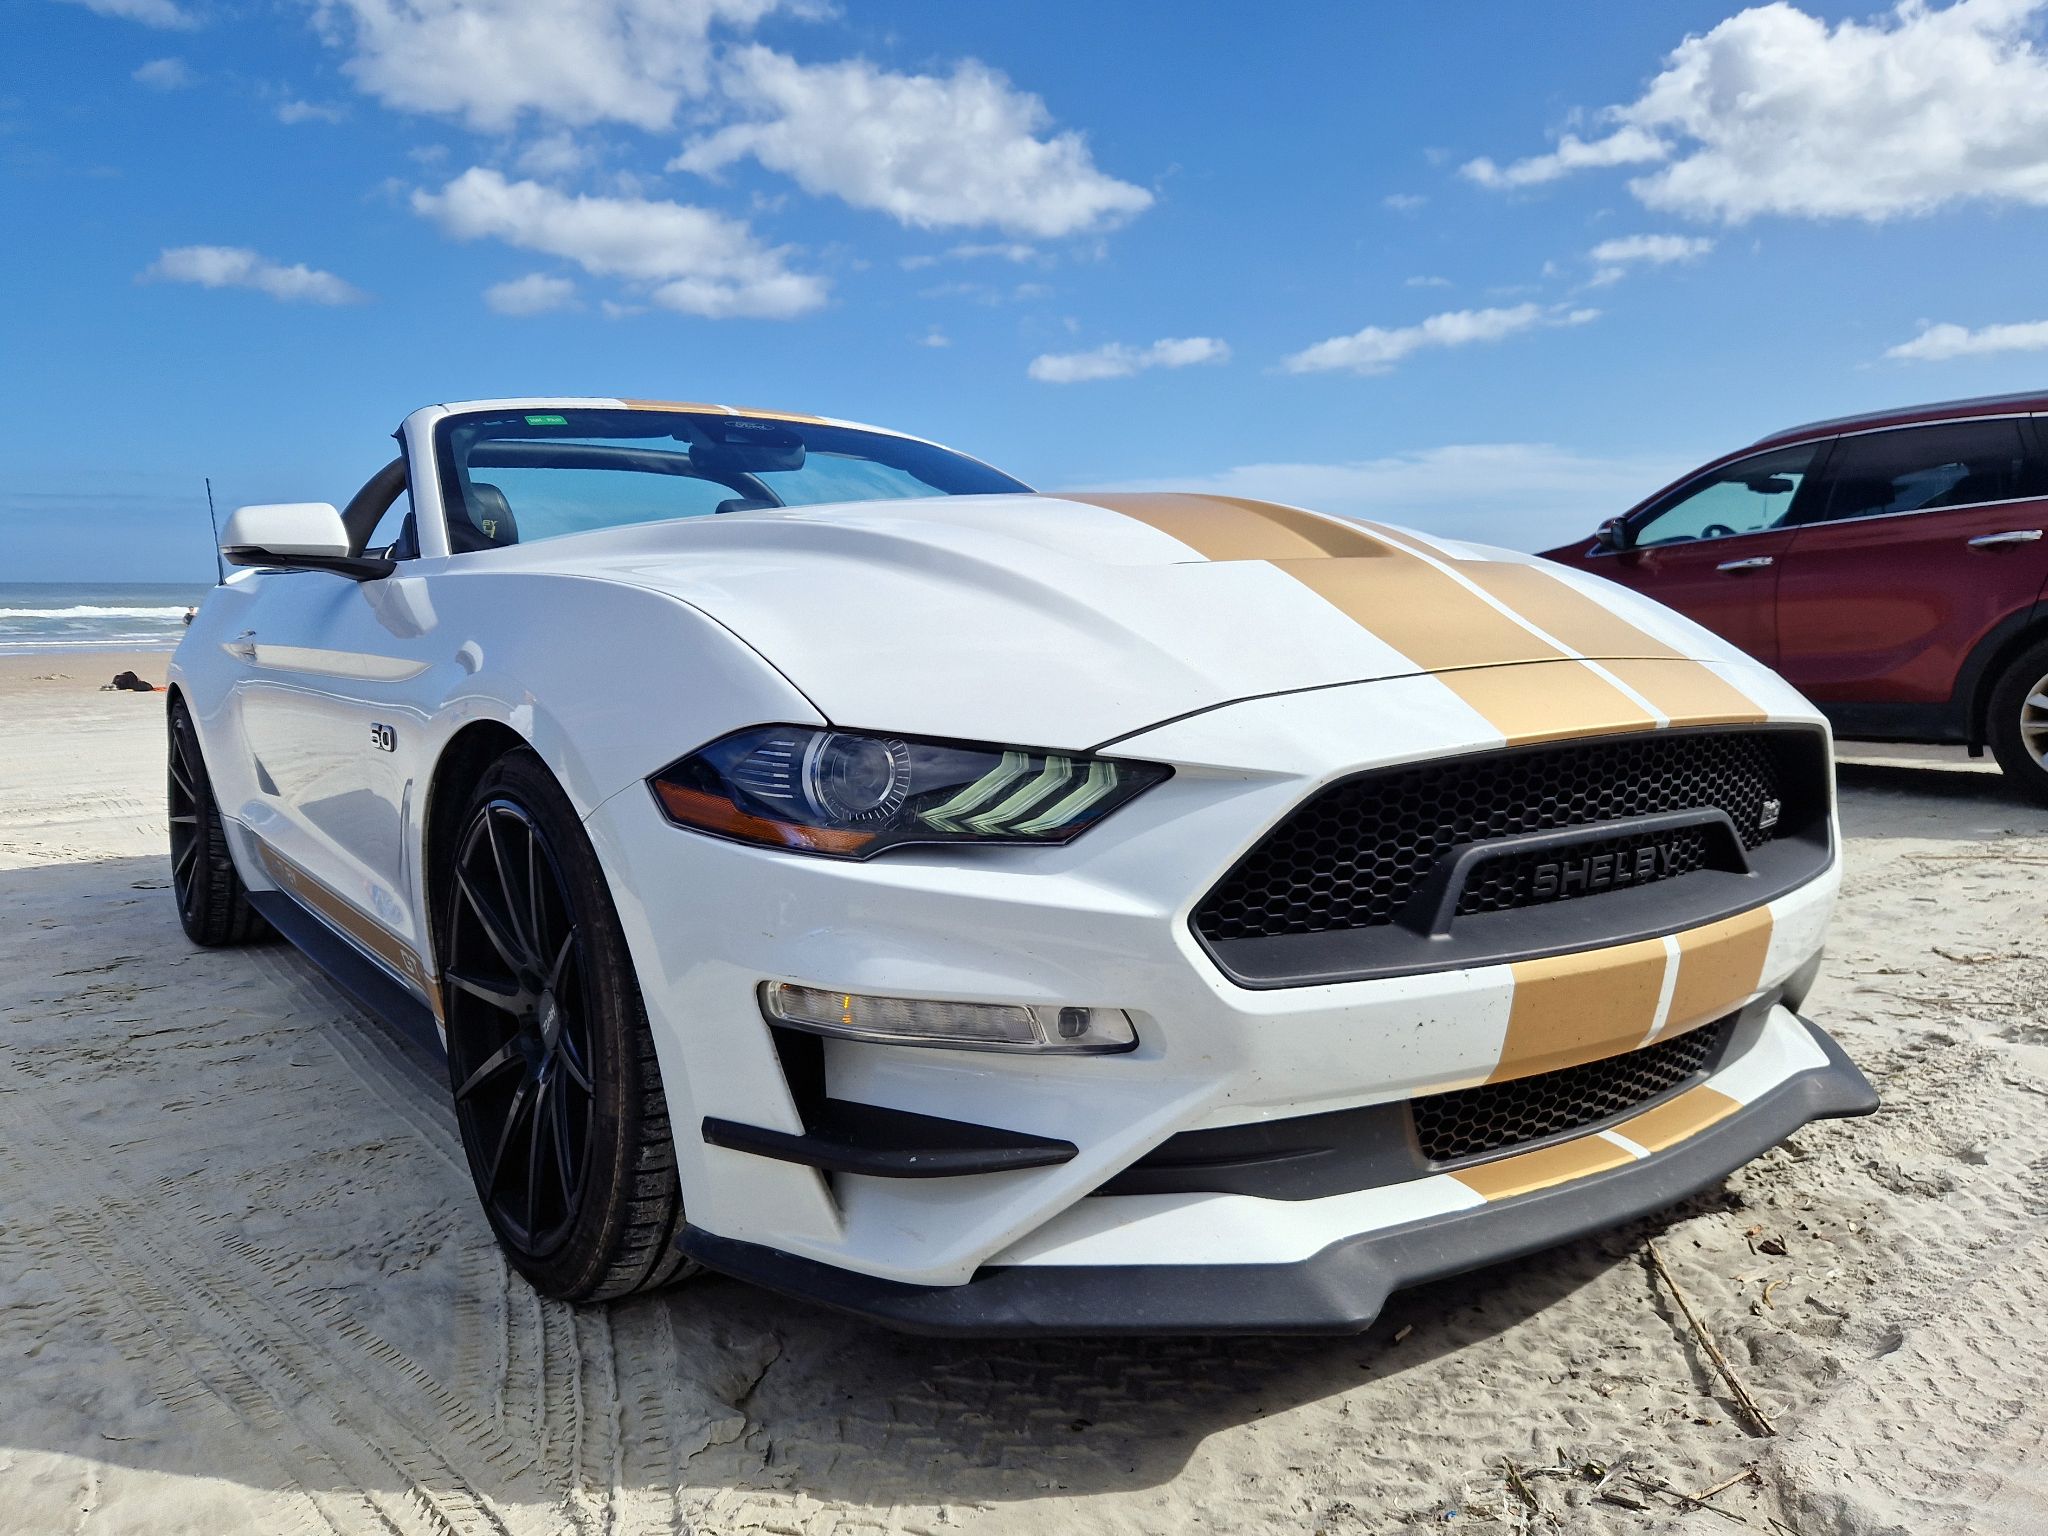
1774;416;2048;710
1580;440;1830;667
221;464;443;986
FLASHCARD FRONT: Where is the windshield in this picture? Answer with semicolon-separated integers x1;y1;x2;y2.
432;407;1030;552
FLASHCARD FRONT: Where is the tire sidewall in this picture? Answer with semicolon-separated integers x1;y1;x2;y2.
1987;638;2048;806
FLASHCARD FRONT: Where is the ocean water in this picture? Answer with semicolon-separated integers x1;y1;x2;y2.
0;582;217;656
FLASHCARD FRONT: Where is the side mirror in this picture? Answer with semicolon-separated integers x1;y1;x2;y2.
1596;516;1635;553
221;502;394;581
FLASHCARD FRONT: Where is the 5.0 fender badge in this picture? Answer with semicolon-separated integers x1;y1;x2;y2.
370;722;397;753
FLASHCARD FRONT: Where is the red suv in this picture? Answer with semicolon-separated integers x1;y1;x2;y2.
1544;391;2048;802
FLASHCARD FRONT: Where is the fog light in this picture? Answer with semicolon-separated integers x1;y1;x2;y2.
760;983;1138;1054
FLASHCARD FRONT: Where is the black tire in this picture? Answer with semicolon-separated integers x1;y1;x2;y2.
168;698;269;947
1986;636;2048;807
439;749;694;1303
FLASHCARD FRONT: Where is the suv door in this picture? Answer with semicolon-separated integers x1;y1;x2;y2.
1774;416;2048;714
1574;440;1828;666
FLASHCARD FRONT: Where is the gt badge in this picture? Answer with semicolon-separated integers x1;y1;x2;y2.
370;722;397;753
1759;796;1782;831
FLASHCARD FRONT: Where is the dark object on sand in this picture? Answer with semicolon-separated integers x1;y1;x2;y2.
109;671;160;693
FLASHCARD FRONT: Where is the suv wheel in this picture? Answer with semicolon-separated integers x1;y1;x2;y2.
1986;636;2048;806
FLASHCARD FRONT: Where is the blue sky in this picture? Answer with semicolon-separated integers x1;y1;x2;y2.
10;0;2048;581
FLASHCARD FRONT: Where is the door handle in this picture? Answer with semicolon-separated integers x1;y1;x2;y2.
226;629;257;661
1715;556;1775;572
1967;529;2044;549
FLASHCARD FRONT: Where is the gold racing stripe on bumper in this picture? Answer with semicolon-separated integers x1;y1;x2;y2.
1492;936;1673;1082
1663;905;1776;1040
256;841;443;1021
1492;904;1777;1082
1448;1133;1638;1201
1617;1083;1742;1152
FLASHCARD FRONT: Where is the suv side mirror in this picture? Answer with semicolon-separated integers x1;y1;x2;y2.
221;502;395;582
1596;516;1635;553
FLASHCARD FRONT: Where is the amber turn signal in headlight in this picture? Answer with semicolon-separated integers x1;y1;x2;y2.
649;725;1169;858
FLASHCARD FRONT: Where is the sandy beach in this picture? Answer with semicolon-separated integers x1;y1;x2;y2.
3;648;2046;1535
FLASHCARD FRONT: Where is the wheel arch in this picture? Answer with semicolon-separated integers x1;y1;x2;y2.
1961;601;2048;746
420;718;534;969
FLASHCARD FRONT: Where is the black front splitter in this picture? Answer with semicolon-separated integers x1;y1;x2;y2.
679;1018;1876;1337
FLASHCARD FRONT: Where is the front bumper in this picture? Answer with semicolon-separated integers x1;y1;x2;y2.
680;1015;1874;1335
581;666;1848;1302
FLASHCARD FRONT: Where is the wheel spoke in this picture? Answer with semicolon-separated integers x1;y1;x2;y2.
444;965;532;1015
456;867;530;974
526;825;547;968
546;930;576;992
524;1075;550;1236
172;840;197;881
549;1074;575;1199
484;810;532;958
454;1035;525;1101
553;1029;593;1095
483;1078;534;1199
168;812;198;826
169;755;197;801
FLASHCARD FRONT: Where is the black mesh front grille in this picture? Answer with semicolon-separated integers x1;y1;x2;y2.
1412;1021;1728;1165
1196;729;1811;944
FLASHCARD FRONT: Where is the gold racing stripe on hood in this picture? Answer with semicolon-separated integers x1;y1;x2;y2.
620;398;831;423
1062;492;1767;738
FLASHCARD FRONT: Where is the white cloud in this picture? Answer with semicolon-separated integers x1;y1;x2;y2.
514;130;592;178
1282;304;1598;377
1383;192;1428;212
57;0;197;28
277;99;347;124
1466;0;2048;223
1588;233;1714;265
674;47;1151;238
917;328;951;348
132;57;193;89
1405;274;1452;288
143;245;365;304
1027;336;1229;384
1886;317;2048;359
412;167;825;318
484;271;579;314
1080;443;1692;553
311;0;784;131
1461;127;1668;190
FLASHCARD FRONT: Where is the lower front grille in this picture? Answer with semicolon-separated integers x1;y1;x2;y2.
1413;1019;1730;1166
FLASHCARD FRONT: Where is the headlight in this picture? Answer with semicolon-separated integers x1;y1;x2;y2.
649;725;1170;858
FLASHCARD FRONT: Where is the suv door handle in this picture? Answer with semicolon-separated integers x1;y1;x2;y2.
1967;529;2044;549
1715;556;1775;572
226;629;257;661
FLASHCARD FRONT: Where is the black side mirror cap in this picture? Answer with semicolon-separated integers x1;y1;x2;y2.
1596;517;1635;553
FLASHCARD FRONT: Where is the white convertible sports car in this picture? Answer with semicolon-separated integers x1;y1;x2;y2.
167;397;1875;1332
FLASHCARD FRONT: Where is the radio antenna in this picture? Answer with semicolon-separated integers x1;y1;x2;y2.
204;477;225;585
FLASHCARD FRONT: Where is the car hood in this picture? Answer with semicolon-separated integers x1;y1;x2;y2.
528;492;1749;750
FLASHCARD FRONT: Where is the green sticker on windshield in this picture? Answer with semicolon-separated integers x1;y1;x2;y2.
524;413;569;426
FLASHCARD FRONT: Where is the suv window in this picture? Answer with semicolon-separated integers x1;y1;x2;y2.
1633;443;1819;547
1809;418;2043;525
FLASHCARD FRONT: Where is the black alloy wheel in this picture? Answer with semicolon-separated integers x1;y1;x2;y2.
445;795;597;1257
167;698;267;946
441;750;691;1301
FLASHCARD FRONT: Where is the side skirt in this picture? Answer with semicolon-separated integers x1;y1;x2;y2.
248;889;445;1057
